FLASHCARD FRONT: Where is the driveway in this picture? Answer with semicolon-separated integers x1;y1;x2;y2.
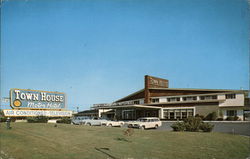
159;121;250;136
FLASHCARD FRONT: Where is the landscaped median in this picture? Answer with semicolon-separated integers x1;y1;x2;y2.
0;122;249;159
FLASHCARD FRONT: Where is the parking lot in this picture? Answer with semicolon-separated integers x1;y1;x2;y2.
158;121;250;136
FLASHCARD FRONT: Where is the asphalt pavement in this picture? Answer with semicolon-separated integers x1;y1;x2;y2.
158;121;250;136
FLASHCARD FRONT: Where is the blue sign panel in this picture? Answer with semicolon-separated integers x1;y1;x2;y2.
10;89;66;110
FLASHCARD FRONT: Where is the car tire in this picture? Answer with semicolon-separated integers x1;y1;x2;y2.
87;123;91;126
128;124;132;128
108;124;112;127
140;126;145;130
155;125;158;129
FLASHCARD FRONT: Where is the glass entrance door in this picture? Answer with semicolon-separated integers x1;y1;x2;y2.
122;110;135;120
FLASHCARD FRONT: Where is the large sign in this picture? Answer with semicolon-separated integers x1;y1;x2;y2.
10;89;66;110
3;109;72;117
146;75;169;88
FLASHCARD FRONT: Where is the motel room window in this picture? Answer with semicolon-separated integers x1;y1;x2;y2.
212;95;217;99
226;94;236;99
200;95;217;100
151;98;159;103
183;96;197;101
226;110;237;117
167;97;180;102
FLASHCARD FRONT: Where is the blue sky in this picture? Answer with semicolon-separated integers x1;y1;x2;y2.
1;0;249;111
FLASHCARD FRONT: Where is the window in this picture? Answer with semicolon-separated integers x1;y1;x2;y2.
133;100;140;104
182;112;187;118
187;109;194;117
188;111;193;117
226;110;237;117
175;111;181;119
212;95;217;99
200;95;217;100
151;98;159;103
226;94;236;99
163;109;194;119
167;97;180;102
182;96;197;101
163;112;169;119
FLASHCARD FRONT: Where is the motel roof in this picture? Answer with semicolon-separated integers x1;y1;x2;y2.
115;88;248;103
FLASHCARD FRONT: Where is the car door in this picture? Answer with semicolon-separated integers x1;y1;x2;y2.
148;119;152;128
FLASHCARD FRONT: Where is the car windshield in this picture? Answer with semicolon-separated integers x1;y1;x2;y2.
97;118;104;120
74;117;89;120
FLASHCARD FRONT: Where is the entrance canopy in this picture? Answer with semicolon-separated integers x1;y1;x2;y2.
96;105;161;120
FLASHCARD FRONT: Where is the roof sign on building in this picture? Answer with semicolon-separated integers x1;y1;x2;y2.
145;75;169;89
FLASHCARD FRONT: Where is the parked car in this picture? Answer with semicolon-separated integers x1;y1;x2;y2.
102;120;125;127
84;118;108;126
72;116;90;125
127;117;162;130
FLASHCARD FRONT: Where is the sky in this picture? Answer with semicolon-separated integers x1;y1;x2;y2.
1;0;249;111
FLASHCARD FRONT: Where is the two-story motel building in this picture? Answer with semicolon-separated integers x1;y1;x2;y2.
91;75;250;121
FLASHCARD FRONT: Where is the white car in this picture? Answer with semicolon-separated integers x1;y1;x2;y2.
102;121;125;127
127;117;162;129
72;116;90;125
84;118;108;126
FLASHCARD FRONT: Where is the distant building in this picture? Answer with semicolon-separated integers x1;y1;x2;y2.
92;75;250;121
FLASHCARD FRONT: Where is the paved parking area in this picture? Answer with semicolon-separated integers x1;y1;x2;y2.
158;121;250;136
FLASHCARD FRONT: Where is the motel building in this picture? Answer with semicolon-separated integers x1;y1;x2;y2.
91;75;250;121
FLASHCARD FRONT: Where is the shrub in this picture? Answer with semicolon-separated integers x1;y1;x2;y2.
226;116;240;121
234;116;240;121
204;112;217;121
171;122;185;131
171;117;215;133
226;116;234;121
195;114;204;120
124;128;134;136
27;116;48;123
56;118;71;124
216;118;223;121
200;122;214;132
0;117;7;122
184;117;202;132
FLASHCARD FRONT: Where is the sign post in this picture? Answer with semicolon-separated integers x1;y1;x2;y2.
6;117;11;129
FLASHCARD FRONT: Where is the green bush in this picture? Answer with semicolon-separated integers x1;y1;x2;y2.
171;122;185;131
56;118;71;124
0;117;7;122
195;114;204;120
27;116;48;123
204;112;217;121
216;118;223;121
171;117;215;133
184;117;202;132
226;116;239;121
200;122;214;132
